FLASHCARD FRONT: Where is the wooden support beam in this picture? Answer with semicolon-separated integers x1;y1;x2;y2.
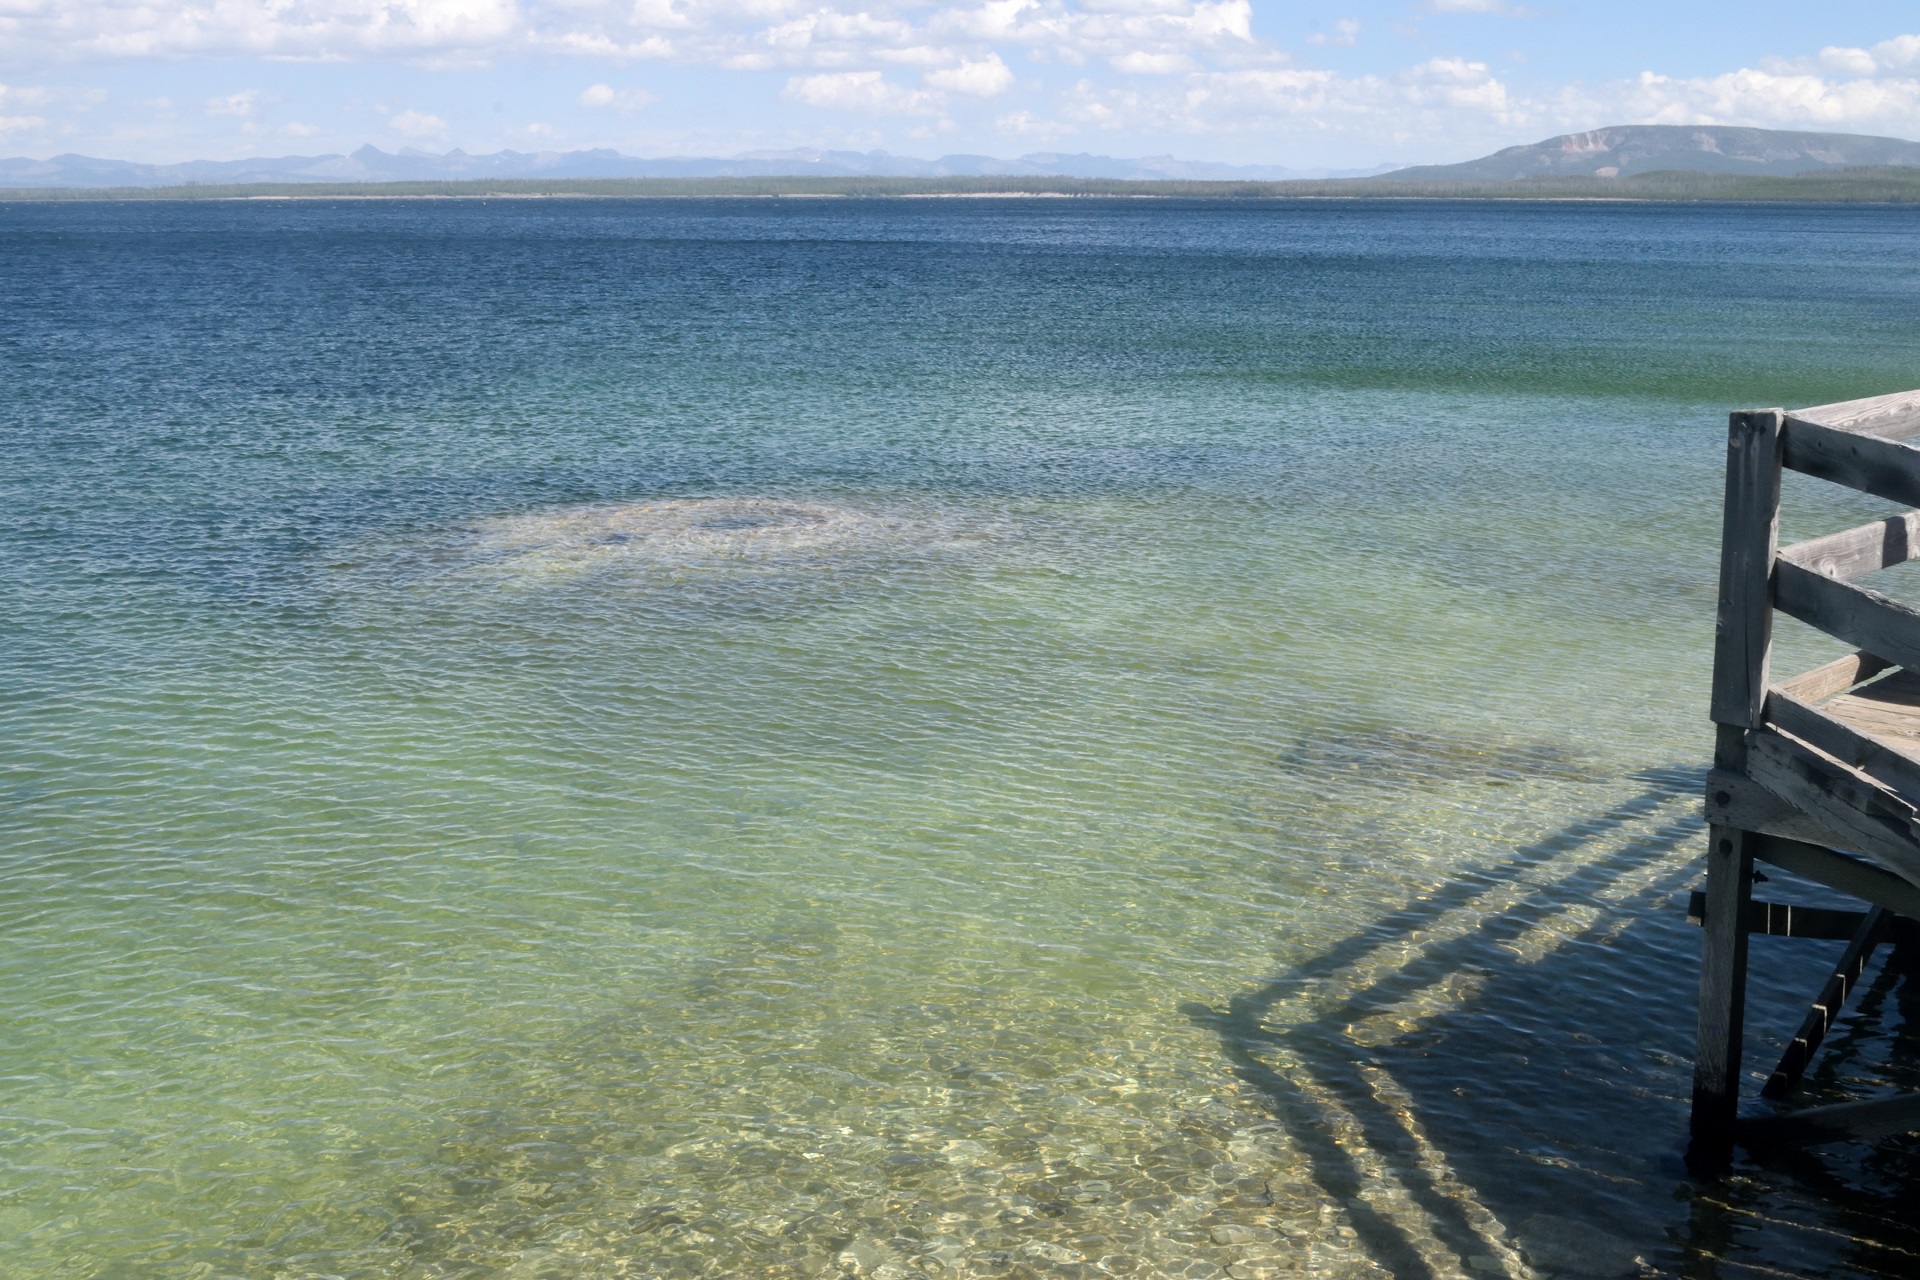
1690;824;1759;1173
1774;560;1920;678
1695;410;1788;1176
1791;389;1920;440
1686;892;1869;940
1752;835;1920;919
1764;688;1920;807
1774;651;1894;704
1745;729;1920;887
1777;511;1920;583
1705;768;1842;845
1783;415;1920;509
1761;908;1891;1100
1737;1092;1920;1149
1706;771;1920;912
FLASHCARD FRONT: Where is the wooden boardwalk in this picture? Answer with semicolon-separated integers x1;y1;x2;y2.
1694;390;1920;1171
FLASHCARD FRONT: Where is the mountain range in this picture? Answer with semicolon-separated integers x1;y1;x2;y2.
8;125;1920;191
0;146;1396;188
1383;124;1920;181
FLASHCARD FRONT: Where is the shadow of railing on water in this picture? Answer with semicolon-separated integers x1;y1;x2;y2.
1184;765;1920;1279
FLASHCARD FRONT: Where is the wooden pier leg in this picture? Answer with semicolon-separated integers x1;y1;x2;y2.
1693;408;1785;1175
1690;822;1757;1173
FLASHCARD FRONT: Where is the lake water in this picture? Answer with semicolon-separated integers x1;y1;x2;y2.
4;196;1920;1279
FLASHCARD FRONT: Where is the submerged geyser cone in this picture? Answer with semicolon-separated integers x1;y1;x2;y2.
462;498;889;574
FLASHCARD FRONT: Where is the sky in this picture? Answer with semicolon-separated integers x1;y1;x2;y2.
4;2;1920;167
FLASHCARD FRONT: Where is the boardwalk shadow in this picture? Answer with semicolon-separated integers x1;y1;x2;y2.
1184;767;1920;1279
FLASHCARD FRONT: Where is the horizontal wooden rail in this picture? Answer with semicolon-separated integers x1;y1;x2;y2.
1782;417;1920;509
1774;561;1920;675
1778;511;1920;582
1792;389;1920;440
1685;891;1869;939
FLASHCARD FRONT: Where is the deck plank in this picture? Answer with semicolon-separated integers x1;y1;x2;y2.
1823;670;1920;762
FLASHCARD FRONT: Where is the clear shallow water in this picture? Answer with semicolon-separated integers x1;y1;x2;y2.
3;197;1920;1279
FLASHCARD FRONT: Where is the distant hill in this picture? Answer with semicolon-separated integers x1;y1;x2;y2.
1379;125;1920;181
0;145;1398;189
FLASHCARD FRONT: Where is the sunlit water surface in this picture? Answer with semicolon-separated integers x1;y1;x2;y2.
5;198;1920;1279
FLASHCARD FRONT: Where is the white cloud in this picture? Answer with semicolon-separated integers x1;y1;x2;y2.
1307;18;1360;48
578;82;657;109
0;0;1257;73
1065;55;1525;141
1020;36;1920;159
995;107;1059;134
0;83;52;108
206;89;262;117
925;53;1013;95
784;69;937;114
1610;68;1920;130
59;0;522;60
1111;51;1193;75
1427;0;1529;13
628;0;692;29
0;82;74;139
390;108;450;136
1818;46;1881;78
1815;34;1920;77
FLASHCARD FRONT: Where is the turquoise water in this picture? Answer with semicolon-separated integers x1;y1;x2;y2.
4;197;1920;1278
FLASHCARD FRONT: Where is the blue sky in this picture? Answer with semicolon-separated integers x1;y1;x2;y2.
4;1;1920;166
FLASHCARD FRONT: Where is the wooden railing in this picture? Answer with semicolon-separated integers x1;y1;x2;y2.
1692;389;1920;1172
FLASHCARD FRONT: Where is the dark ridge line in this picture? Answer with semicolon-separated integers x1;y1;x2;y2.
11;167;1920;203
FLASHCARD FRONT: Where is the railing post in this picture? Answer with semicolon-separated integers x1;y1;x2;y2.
1692;408;1784;1174
1708;409;1785;744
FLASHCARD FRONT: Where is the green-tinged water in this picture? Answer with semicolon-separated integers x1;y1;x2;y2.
4;198;1920;1279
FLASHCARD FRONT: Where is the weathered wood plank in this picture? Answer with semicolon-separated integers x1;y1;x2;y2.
1752;834;1920;919
1773;561;1920;676
1792;389;1920;440
1685;892;1870;940
1745;729;1920;887
1737;1092;1920;1149
1691;823;1758;1173
1782;416;1920;508
1822;670;1920;769
1761;908;1890;1100
1710;410;1785;736
1777;511;1920;582
1765;688;1920;808
1775;651;1894;704
1704;768;1841;845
